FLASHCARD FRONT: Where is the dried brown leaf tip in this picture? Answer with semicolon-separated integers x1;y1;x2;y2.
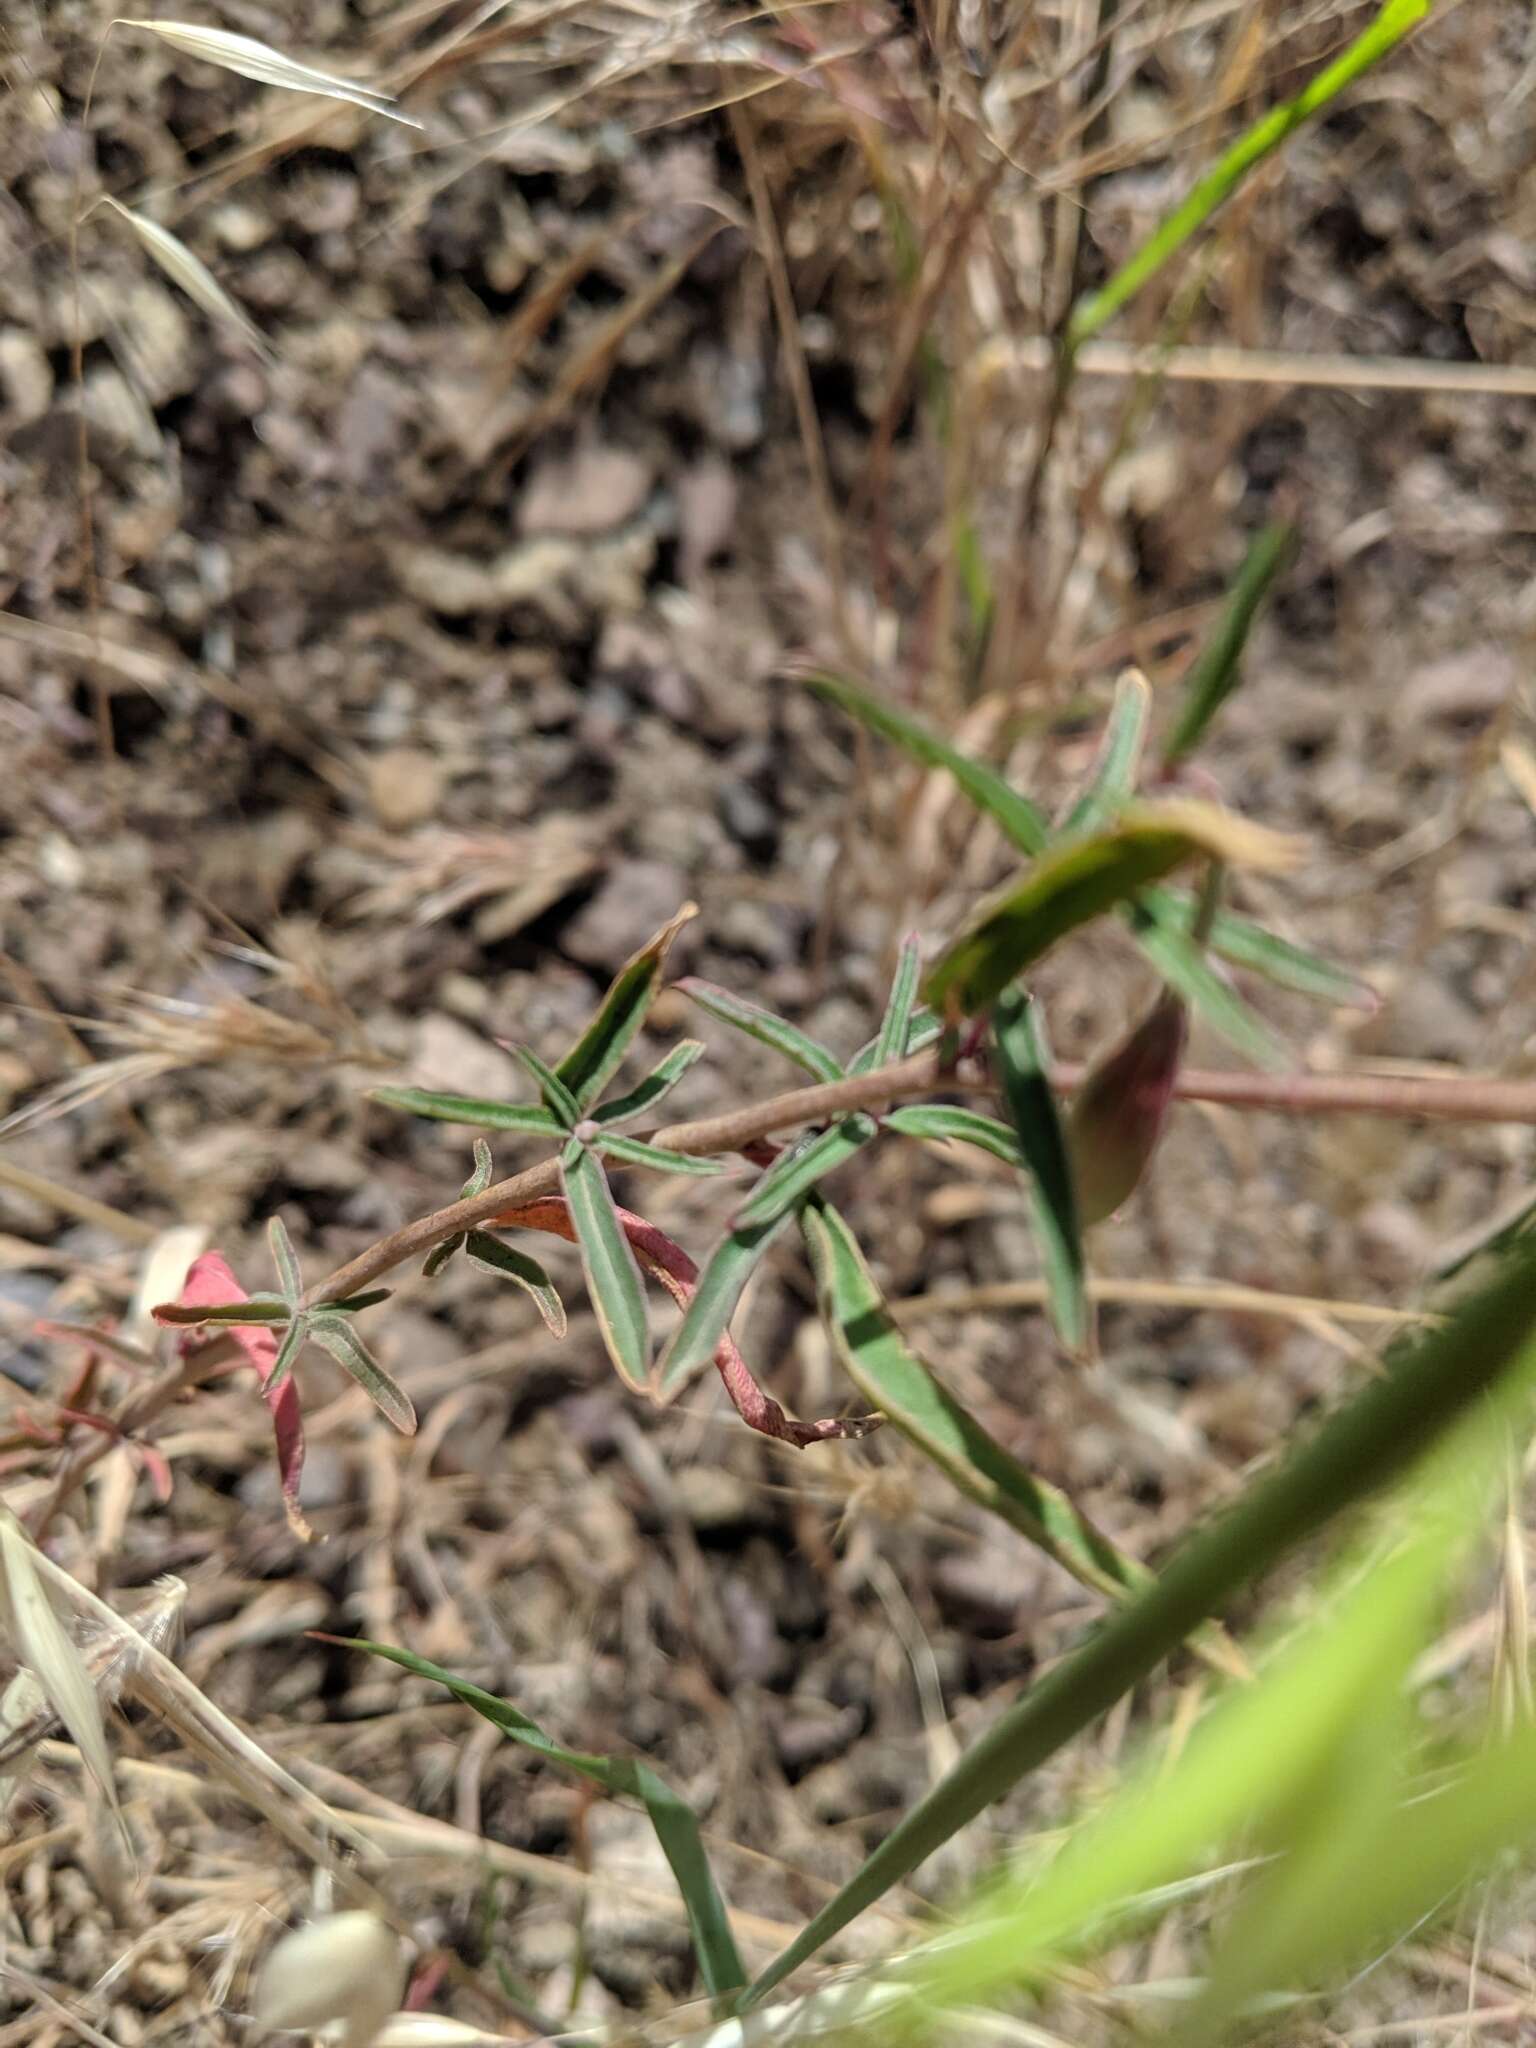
1067;990;1189;1226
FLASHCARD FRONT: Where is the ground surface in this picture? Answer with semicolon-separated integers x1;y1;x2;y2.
1;1;1535;2041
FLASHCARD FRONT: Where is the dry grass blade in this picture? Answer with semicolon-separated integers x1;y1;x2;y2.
113;19;423;126
0;1509;120;1827
98;198;273;361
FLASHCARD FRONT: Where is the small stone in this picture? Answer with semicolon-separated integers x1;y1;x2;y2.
411;1013;519;1104
672;1465;758;1532
518;445;654;537
0;329;52;424
560;862;692;971
368;746;445;828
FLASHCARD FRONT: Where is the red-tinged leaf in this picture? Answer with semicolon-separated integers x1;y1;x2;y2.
172;1253;312;1542
1067;990;1189;1225
130;1439;175;1504
485;1200;880;1448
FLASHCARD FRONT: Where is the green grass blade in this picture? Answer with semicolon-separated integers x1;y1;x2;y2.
592;1041;706;1127
1163;892;1374;1007
559;1142;651;1391
594;1134;726;1177
990;992;1088;1354
462;1231;567;1337
731;1117;879;1231
554;904;695;1110
740;1232;1536;2012
1067;0;1430;348
1128;909;1287;1068
676;980;845;1084
799;669;1049;855
871;935;924;1070
369;1086;563;1137
1163;521;1295;763
307;1313;416;1435
924;799;1293;1014
885;1104;1023;1167
338;1639;746;2001
1061;669;1152;835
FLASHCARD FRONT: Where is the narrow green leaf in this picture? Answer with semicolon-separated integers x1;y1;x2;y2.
1067;0;1431;348
799;668;1048;855
422;1236;462;1279
325;1289;393;1315
1163;522;1295;763
871;935;923;1070
801;1198;1149;1603
991;992;1088;1354
464;1138;495;1196
656;1209;797;1397
267;1215;302;1309
593;1040;706;1127
731;1118;879;1232
848;1008;944;1076
677;980;844;1084
263;1312;309;1399
925;799;1297;1014
510;1045;581;1128
308;1313;416;1435
1129;909;1286;1069
594;1134;725;1178
463;1232;567;1337
742;1230;1536;2012
337;1639;746;2000
885;1104;1023;1167
559;1143;650;1391
555;903;695;1109
369;1086;562;1137
153;1296;293;1327
1153;891;1373;1007
1061;668;1152;835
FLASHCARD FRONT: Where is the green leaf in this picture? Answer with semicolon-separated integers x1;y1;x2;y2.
1160;891;1373;1007
741;1227;1536;2013
263;1311;310;1398
336;1638;746;2001
731;1117;879;1231
801;1198;1152;1605
555;903;695;1109
592;1040;706;1126
325;1289;393;1315
1129;908;1286;1069
593;1134;725;1178
1163;521;1295;763
799;668;1048;856
656;1208;798;1397
510;1045;582;1129
1060;668;1152;835
1067;0;1431;348
848;1008;944;1076
153;1296;293;1327
463;1137;495;1196
885;1104;1023;1167
991;992;1088;1354
925;799;1296;1014
307;1312;416;1434
267;1215;302;1309
369;1086;562;1137
559;1143;650;1391
463;1232;567;1337
677;980;844;1084
871;934;923;1070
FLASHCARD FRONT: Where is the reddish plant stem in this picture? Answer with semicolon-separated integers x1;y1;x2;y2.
309;1053;1536;1310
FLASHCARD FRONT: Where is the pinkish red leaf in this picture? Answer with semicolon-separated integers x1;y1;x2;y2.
172;1252;313;1542
488;1201;879;1449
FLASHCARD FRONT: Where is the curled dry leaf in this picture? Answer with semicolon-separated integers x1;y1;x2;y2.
255;1911;407;2048
115;20;423;126
100;199;273;361
1068;990;1190;1225
0;1509;120;1826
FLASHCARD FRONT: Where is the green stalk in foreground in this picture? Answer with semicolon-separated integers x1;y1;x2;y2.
739;1232;1536;2010
1067;0;1431;350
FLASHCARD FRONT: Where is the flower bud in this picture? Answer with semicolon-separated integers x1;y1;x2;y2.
1067;992;1188;1226
255;1911;407;2048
